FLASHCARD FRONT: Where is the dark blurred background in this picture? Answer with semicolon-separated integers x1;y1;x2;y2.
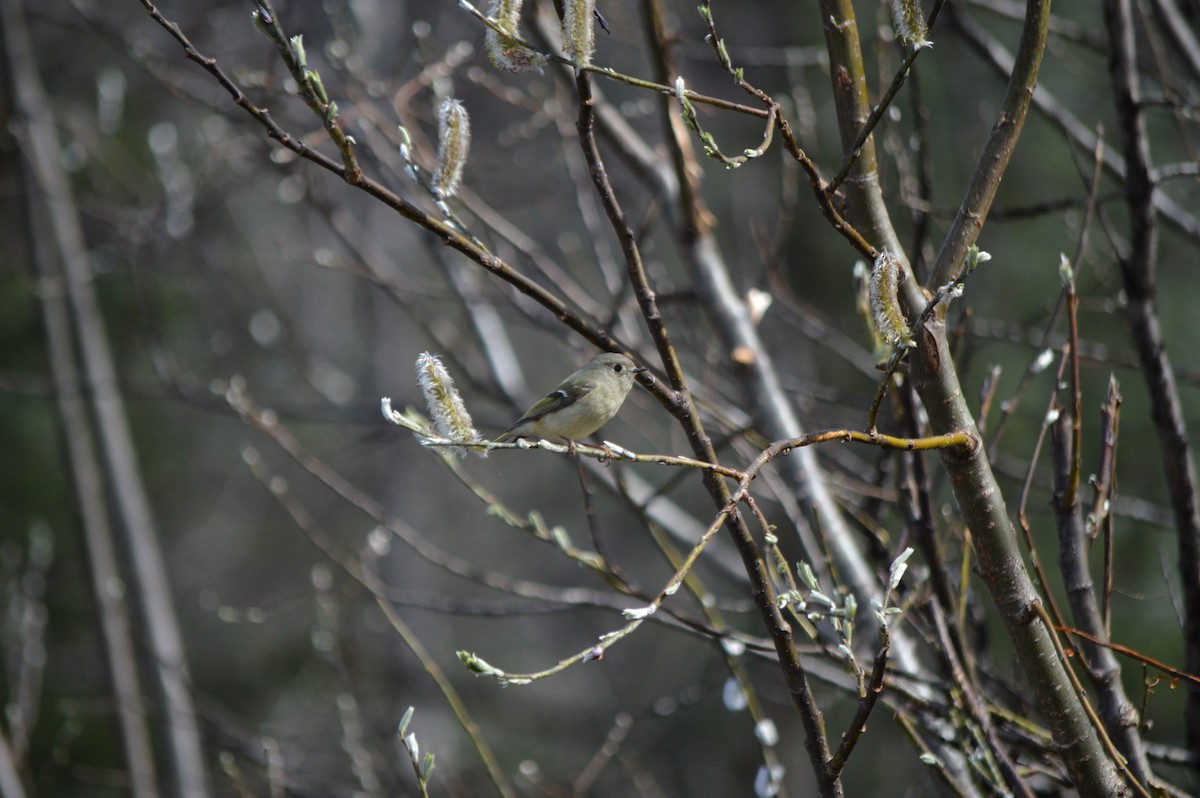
1;0;1198;795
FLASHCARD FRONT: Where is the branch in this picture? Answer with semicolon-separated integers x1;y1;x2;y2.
947;4;1200;241
824;0;946;198
572;54;842;795
827;632;889;775
817;0;907;258
1104;0;1200;772
905;0;1126;792
134;0;681;403
1050;413;1155;789
646;0;909;689
925;5;1048;287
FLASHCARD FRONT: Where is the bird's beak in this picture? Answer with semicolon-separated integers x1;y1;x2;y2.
633;366;649;374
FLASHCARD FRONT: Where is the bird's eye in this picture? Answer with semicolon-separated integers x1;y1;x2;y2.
613;364;624;373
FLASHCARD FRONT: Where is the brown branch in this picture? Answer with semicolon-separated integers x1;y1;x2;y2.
1050;413;1155;788
824;0;947;198
574;43;844;789
1013;346;1072;635
1057;628;1200;689
896;384;964;655
925;7;1048;287
928;602;1034;798
1092;378;1121;634
902;0;1126;791
1063;279;1083;511
827;632;889;776
1032;602;1153;798
689;0;877;258
817;0;909;259
135;0;684;408
643;2;920;704
947;4;1200;241
1104;0;1200;773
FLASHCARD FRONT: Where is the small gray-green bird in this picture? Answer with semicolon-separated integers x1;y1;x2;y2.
496;353;646;444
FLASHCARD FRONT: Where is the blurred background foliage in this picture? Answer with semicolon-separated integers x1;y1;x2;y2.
1;0;1198;795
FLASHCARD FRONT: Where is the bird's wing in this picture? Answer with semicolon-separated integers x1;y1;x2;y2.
511;382;592;426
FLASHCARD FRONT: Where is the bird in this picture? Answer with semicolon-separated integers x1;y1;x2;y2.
495;353;646;445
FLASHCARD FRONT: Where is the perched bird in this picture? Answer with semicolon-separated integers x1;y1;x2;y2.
496;353;646;444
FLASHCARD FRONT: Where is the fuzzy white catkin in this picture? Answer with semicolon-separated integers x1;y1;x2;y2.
485;0;546;73
433;99;469;199
869;251;914;348
561;0;596;67
891;0;928;46
416;352;481;457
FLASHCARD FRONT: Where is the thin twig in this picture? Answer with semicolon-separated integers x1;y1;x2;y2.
827;632;890;775
135;0;682;406
825;0;947;198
